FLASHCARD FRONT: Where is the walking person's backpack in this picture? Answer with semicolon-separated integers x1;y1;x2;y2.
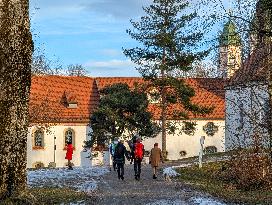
134;142;144;159
110;143;117;156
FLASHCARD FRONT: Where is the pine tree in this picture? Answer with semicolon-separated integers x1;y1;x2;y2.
0;0;33;200
124;0;212;158
85;83;159;148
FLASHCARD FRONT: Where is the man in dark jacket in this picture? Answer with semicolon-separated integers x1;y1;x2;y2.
114;140;129;180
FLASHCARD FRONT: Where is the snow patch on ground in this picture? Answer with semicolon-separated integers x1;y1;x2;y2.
163;155;231;178
60;201;86;205
190;196;227;205
145;197;226;205
27;167;109;193
163;167;180;177
172;163;194;169
145;199;184;205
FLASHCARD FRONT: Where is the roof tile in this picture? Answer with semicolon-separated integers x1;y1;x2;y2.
29;76;225;123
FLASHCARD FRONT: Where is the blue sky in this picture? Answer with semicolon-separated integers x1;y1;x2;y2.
30;0;235;77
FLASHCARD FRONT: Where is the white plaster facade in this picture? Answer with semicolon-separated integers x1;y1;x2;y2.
27;119;225;168
27;124;92;168
143;120;225;160
225;82;269;150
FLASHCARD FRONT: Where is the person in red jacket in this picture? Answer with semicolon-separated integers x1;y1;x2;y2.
65;142;73;170
133;137;144;180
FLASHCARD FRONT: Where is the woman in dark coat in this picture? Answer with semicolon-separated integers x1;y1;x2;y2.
149;143;163;179
65;142;74;170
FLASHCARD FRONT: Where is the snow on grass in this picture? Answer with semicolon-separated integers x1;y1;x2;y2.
27;167;109;193
163;167;180;177
163;155;231;178
163;163;194;177
145;199;185;205
190;196;227;205
145;197;226;205
60;201;86;205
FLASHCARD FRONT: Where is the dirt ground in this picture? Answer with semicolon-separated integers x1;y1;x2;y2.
91;163;229;205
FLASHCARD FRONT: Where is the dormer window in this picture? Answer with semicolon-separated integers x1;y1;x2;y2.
62;91;78;108
68;102;78;109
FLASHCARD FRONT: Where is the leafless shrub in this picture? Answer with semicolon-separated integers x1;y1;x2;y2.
219;134;272;190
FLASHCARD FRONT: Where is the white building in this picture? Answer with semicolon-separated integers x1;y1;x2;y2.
28;76;225;168
224;3;271;150
225;47;270;150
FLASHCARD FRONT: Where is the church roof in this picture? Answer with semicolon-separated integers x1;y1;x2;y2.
227;45;271;86
29;76;225;123
149;78;225;120
219;20;241;46
29;75;99;123
227;1;272;86
95;77;145;90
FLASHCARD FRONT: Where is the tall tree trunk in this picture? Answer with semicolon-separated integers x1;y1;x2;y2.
0;0;32;200
161;49;167;159
268;47;272;159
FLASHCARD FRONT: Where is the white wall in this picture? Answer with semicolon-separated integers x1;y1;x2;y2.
27;124;92;168
27;119;225;167
143;120;225;160
225;83;269;150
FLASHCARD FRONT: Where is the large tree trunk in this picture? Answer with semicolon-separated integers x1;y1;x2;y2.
0;0;32;199
268;48;272;159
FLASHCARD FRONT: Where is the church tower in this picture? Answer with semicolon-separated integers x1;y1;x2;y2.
219;20;242;78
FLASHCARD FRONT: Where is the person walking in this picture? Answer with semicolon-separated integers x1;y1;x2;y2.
114;140;129;180
133;137;144;180
65;141;74;170
128;137;137;164
149;143;163;179
109;138;119;171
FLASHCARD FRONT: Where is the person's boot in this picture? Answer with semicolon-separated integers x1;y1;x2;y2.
153;174;156;179
68;166;73;170
135;174;138;180
137;174;140;180
121;175;124;180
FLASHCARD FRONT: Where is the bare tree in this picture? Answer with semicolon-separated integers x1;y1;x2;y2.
175;60;219;78
31;51;63;75
0;0;33;200
66;64;88;76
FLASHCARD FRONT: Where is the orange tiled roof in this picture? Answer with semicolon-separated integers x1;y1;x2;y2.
29;75;99;123
95;77;225;120
148;78;225;120
29;76;225;123
228;45;271;86
95;77;145;90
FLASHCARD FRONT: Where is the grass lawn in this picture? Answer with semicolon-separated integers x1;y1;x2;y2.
0;187;95;205
176;161;272;205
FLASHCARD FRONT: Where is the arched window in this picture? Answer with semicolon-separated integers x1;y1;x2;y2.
33;129;44;149
64;128;75;147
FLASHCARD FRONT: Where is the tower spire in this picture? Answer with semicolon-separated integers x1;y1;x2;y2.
219;20;242;78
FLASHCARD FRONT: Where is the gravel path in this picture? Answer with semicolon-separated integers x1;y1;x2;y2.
93;163;229;205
